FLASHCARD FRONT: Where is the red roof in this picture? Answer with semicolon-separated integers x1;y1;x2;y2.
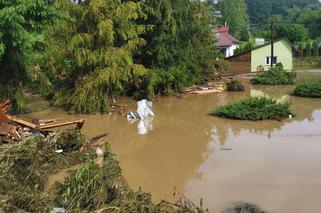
213;26;239;47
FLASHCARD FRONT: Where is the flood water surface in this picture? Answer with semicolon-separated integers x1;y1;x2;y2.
26;71;321;213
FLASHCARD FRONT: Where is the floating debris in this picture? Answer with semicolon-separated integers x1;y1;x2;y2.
0;100;85;144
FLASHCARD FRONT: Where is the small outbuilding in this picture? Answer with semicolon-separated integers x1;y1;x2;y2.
226;38;295;75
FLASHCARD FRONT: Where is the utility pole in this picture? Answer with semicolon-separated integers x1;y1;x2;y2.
270;19;275;68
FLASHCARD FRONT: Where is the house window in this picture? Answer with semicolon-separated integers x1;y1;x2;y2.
266;56;277;65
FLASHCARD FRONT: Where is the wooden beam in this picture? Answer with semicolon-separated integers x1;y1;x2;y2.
6;115;40;130
40;119;85;130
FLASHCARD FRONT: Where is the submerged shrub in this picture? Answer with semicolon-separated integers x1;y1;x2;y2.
251;64;296;85
292;81;321;98
210;97;294;121
226;80;245;92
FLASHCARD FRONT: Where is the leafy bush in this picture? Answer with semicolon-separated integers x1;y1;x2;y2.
226;80;245;92
210;97;294;121
292;81;321;98
251;64;296;85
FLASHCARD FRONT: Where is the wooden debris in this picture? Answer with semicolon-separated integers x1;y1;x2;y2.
90;133;108;143
111;103;128;114
41;120;85;130
185;81;225;95
0;100;11;113
0;100;86;143
6;114;40;130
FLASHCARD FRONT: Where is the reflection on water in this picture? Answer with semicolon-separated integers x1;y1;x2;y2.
25;71;321;212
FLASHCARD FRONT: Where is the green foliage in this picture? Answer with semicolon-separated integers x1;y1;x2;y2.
313;41;319;56
235;41;254;55
299;43;304;57
226;80;245;92
245;0;320;25
276;24;309;43
251;64;296;85
0;0;58;110
43;0;218;112
306;42;312;57
46;0;148;113
218;0;249;36
210;97;294;121
292;81;321;98
239;29;251;42
139;0;218;96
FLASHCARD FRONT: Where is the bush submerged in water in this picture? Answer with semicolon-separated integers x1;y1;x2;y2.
251;64;296;85
292;81;321;98
210;97;294;121
226;80;245;92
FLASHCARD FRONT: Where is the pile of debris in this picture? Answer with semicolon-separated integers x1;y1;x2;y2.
0;100;85;144
185;81;225;95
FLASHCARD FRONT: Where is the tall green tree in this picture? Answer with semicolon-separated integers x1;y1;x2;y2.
306;42;312;57
218;0;249;36
0;0;57;110
313;41;319;56
47;0;148;113
138;0;218;95
275;24;309;43
245;0;320;24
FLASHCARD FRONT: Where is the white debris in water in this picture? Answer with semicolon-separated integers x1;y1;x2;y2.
127;99;154;135
127;99;154;120
96;147;104;157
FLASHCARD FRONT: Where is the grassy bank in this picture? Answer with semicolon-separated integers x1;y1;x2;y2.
210;97;294;121
292;82;321;98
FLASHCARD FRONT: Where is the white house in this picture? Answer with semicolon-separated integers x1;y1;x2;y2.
214;26;239;58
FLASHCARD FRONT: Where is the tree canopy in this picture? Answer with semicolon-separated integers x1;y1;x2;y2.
41;0;218;113
217;0;249;36
0;0;58;110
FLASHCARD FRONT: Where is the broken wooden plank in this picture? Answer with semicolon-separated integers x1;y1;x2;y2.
40;119;85;130
0;100;11;113
90;133;108;143
6;115;40;130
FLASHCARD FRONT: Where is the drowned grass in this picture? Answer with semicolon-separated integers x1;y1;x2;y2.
292;81;321;98
0;130;209;213
210;97;294;121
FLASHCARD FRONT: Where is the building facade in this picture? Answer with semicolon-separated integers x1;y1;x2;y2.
226;38;294;74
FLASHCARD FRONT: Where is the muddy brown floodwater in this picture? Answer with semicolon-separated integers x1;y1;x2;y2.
25;71;321;213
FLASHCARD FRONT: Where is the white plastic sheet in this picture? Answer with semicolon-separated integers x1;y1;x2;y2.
127;99;154;135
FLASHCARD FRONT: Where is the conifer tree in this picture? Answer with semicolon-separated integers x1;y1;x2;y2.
139;0;218;95
48;0;148;113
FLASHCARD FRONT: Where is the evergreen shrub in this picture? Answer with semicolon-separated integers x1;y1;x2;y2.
292;82;321;98
251;63;296;85
210;97;294;121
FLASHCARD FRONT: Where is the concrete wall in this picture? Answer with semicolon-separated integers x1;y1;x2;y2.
251;39;293;72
